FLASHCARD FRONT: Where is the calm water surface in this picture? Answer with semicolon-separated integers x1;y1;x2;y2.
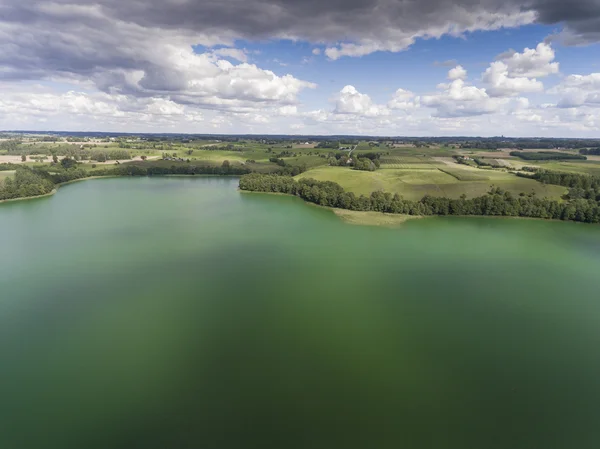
1;177;600;449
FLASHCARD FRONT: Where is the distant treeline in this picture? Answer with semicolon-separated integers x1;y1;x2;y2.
579;148;600;156
510;151;587;161
239;173;600;224
526;170;600;190
0;162;252;201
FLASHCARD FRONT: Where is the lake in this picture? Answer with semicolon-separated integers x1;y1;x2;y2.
1;176;600;449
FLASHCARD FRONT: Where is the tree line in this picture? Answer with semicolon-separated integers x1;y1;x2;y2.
579;148;600;156
0;162;253;202
518;169;600;202
510;151;586;161
239;173;600;224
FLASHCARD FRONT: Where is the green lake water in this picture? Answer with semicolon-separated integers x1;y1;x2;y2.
1;176;600;449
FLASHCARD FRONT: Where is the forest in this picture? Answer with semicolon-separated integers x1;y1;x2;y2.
239;173;600;224
0;168;55;200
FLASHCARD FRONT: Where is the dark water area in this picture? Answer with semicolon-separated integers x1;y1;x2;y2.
1;177;600;449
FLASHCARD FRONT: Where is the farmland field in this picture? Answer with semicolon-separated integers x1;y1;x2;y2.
379;156;434;169
296;165;567;200
535;161;600;176
0;136;589;204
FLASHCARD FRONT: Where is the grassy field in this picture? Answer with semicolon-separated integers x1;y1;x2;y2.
281;154;329;169
296;165;567;200
379;156;434;169
534;161;600;176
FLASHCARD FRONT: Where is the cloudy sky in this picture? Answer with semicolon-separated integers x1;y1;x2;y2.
1;0;600;136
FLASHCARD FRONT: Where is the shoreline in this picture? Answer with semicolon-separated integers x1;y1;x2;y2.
239;189;587;226
0;174;238;205
0;175;120;204
240;190;424;226
1;175;591;227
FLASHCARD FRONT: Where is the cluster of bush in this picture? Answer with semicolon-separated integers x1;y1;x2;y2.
473;158;503;168
327;152;381;171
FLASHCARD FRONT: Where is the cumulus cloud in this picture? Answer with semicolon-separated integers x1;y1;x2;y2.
333;85;389;117
421;78;508;117
0;1;317;117
496;42;559;78
483;61;544;97
388;88;419;110
550;73;600;108
448;65;467;80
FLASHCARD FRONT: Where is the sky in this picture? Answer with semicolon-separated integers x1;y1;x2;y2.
1;0;600;137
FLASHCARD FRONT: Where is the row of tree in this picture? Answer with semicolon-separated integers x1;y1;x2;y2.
524;170;600;190
579;148;600;155
510;151;586;161
239;173;600;224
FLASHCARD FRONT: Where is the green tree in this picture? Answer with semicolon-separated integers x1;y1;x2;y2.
61;157;77;169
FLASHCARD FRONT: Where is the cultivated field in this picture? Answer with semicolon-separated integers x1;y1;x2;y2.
379;156;434;169
535;161;600;176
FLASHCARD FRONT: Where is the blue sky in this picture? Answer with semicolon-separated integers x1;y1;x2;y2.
2;0;600;136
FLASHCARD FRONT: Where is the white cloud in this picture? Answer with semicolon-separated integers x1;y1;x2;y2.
550;73;600;108
312;48;321;55
497;42;559;78
387;88;418;110
483;61;544;97
448;65;467;81
333;85;389;116
421;79;509;117
278;105;298;116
